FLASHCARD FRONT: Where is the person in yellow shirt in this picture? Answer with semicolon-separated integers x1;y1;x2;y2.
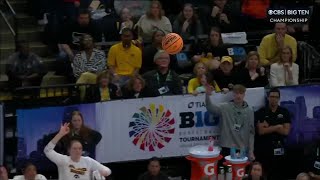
258;23;297;66
188;62;220;95
108;28;142;86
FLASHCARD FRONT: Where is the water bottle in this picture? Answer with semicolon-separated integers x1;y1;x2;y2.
225;165;232;180
208;137;214;151
217;166;225;180
230;146;236;159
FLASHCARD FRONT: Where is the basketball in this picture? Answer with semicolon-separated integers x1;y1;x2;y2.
162;33;184;55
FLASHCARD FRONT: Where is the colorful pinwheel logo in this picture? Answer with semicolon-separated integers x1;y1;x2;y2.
129;104;175;151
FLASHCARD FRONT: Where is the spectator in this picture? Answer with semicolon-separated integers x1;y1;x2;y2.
85;71;120;102
108;28;142;86
72;34;106;80
255;88;291;179
122;75;147;99
258;23;297;66
270;46;299;87
54;111;102;158
243;162;266;180
0;166;9;180
188;62;220;94
114;0;151;19
143;50;182;97
296;173;310;180
44;123;111;179
57;9;102;79
173;3;203;40
203;0;238;33
6;41;46;88
141;30;165;74
192;27;229;64
136;1;172;43
103;7;135;41
235;51;268;88
212;56;236;93
13;163;47;180
138;157;169;180
205;84;255;161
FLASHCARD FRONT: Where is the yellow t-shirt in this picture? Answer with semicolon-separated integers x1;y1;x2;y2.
258;33;297;66
100;87;110;101
187;78;221;93
107;42;142;76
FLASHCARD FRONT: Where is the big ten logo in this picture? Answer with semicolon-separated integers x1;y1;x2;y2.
179;111;219;128
204;162;216;176
236;168;245;177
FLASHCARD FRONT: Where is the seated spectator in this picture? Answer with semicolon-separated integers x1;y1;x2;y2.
13;163;47;180
192;27;229;64
122;75;147;99
57;9;102;78
0;166;8;180
85;71;120;102
103;7;136;41
72;34;106;80
141;30;165;73
173;3;203;40
138;157;169;180
270;46;299;87
188;62;220;94
258;23;297;66
6;41;46;88
235;51;268;88
296;173;310;180
54;111;102;158
212;56;236;93
203;0;238;33
243;162;266;180
108;28;142;86
136;1;172;43
143;50;182;97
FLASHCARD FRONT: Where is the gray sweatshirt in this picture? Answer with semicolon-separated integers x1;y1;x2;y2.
205;95;255;153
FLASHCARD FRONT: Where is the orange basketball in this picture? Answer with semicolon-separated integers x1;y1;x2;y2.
162;33;184;55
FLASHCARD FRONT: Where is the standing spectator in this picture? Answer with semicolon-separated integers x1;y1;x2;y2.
258;23;297;66
270;46;299;87
255;88;291;179
136;1;172;43
213;56;236;93
44;123;111;179
235;51;268;88
173;3;203;40
143;50;182;97
141;30;165;73
72;34;106;80
192;27;229;64
203;0;238;33
85;71;120;102
108;28;142;86
138;157;169;180
205;84;255;161
122;75;147;99
188;62;220;94
13;163;47;180
6;41;46;88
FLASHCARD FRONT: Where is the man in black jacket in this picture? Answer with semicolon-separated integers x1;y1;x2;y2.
138;157;169;180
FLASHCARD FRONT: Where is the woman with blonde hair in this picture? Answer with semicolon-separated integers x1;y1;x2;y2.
122;75;147;99
235;51;268;88
270;45;299;87
136;1;172;43
188;62;220;95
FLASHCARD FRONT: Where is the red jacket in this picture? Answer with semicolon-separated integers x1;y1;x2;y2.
242;0;270;19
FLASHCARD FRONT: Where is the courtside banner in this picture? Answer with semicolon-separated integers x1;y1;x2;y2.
95;87;265;162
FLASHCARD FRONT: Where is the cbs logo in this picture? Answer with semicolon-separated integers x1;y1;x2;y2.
268;9;285;15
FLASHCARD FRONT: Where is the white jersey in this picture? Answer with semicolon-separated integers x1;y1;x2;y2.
12;174;47;180
44;142;111;180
